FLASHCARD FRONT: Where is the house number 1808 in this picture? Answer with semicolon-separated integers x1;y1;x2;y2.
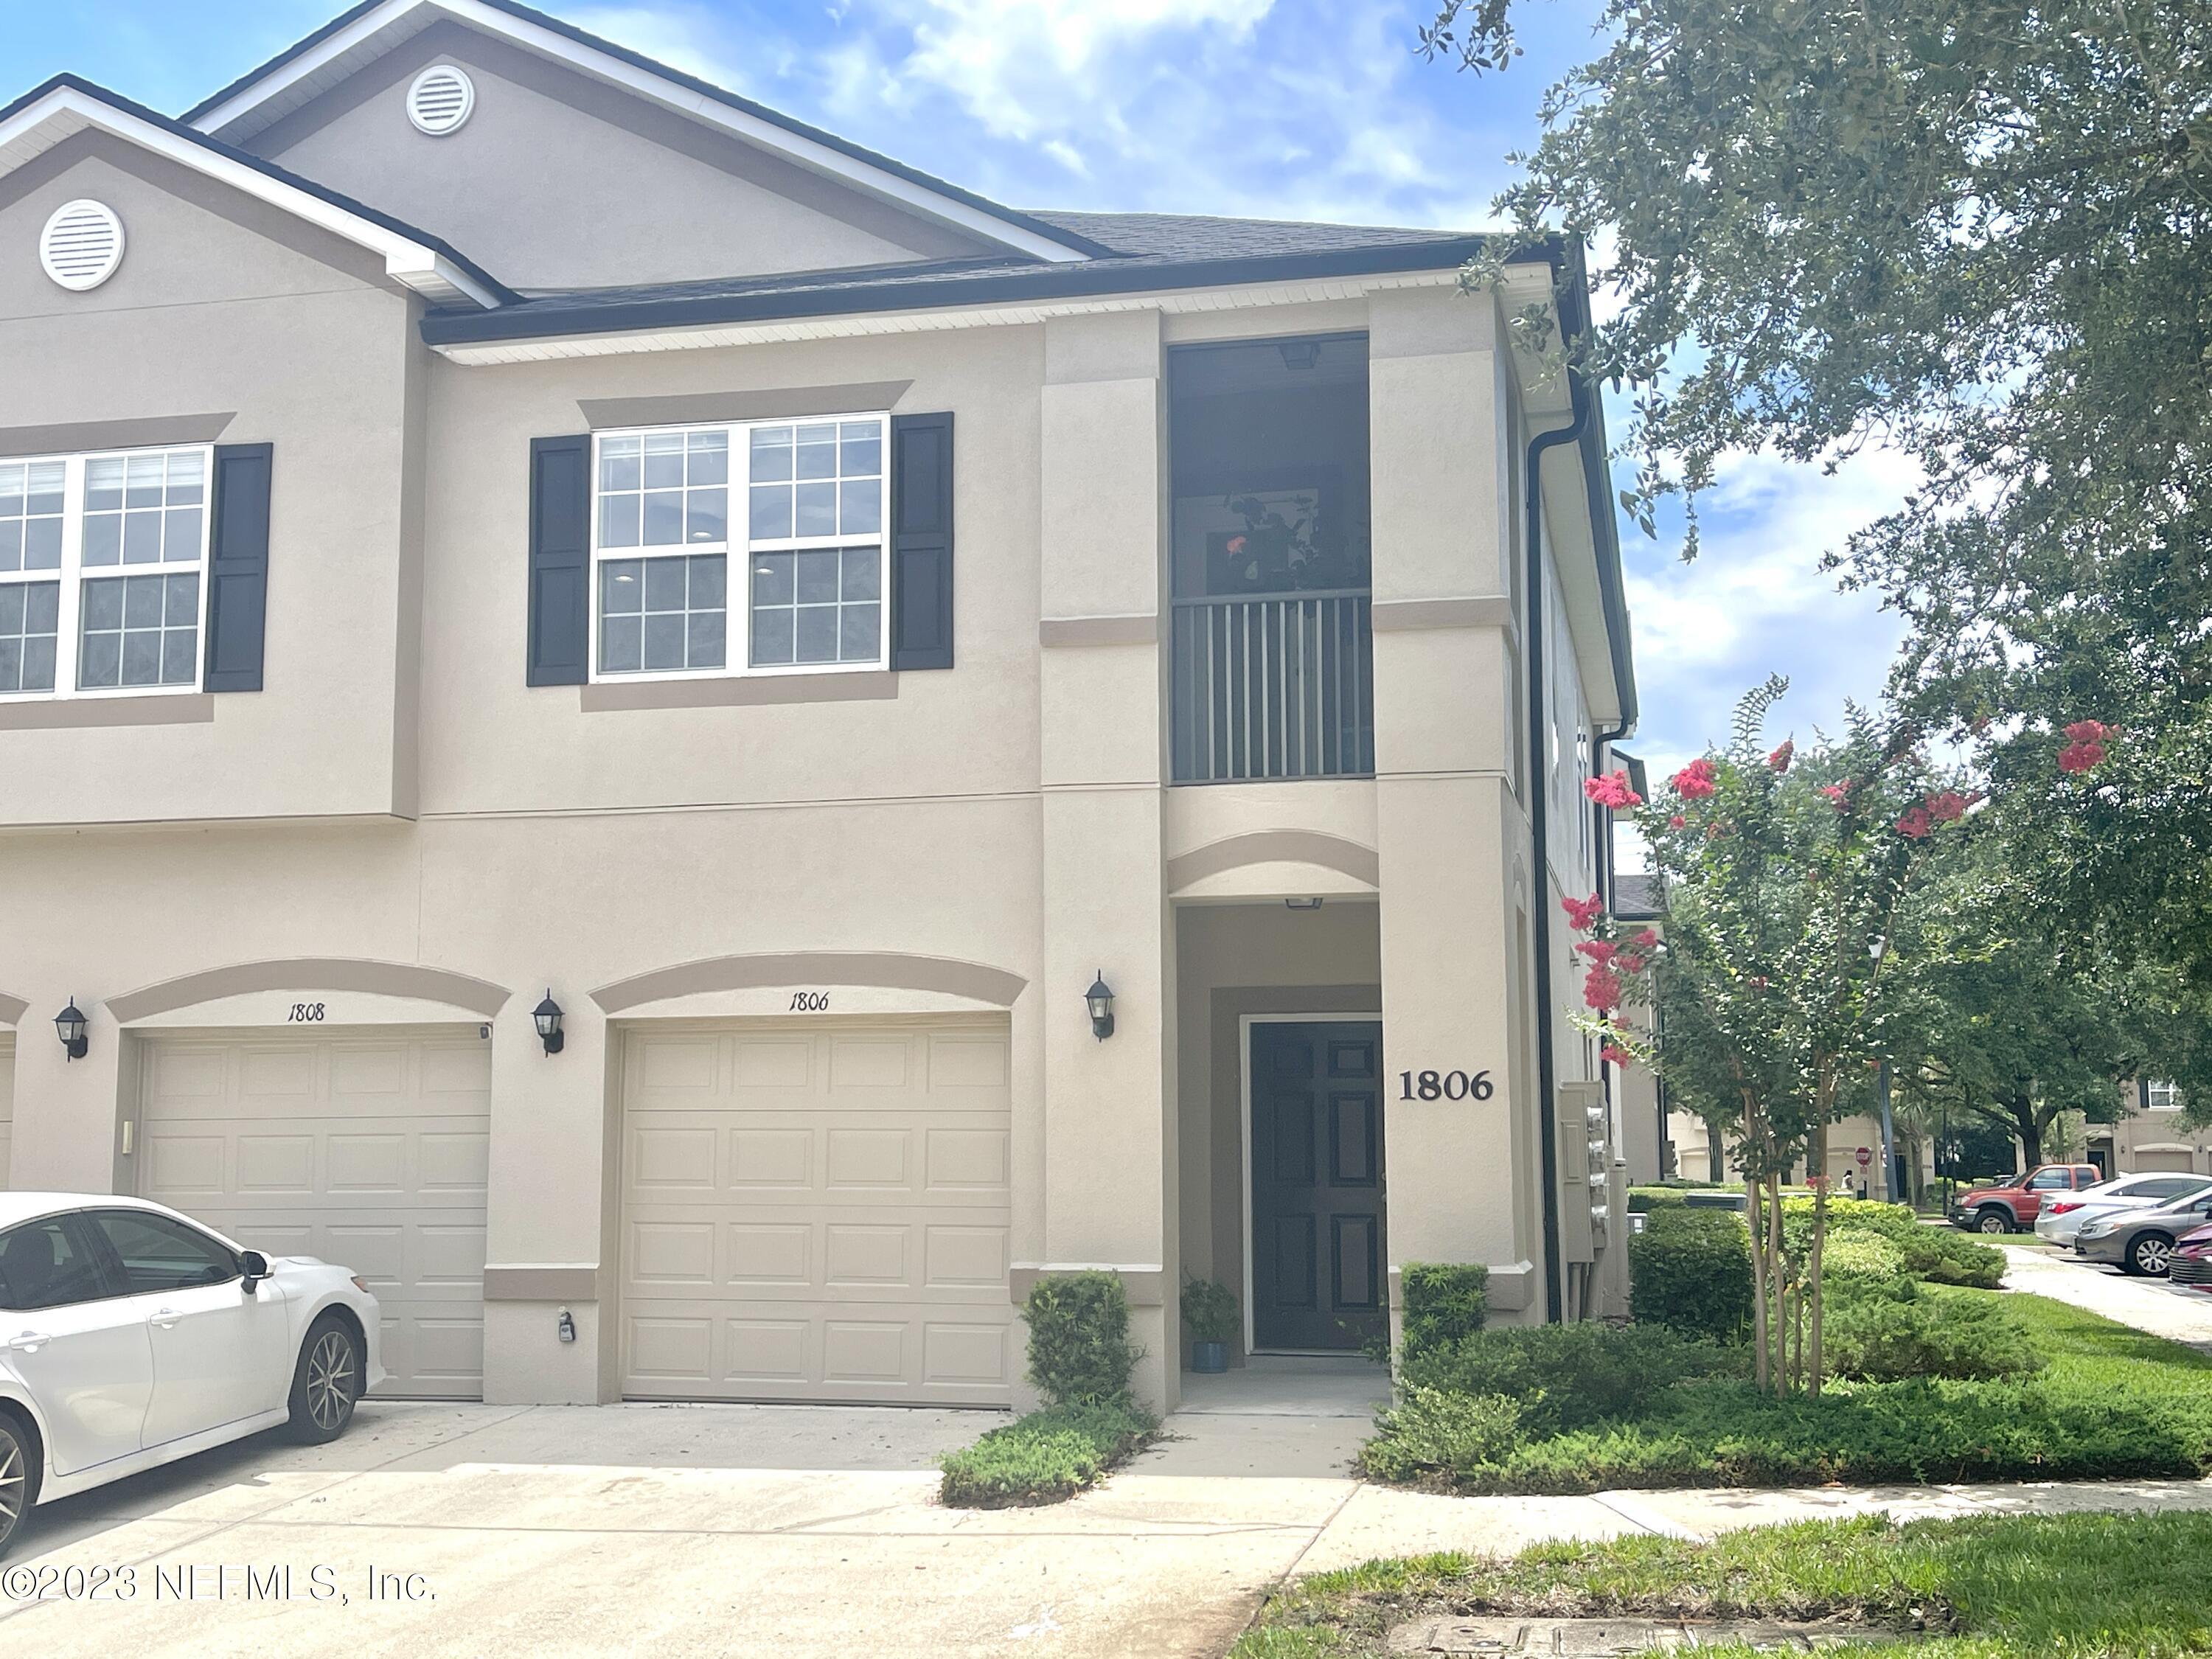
1399;1069;1492;1102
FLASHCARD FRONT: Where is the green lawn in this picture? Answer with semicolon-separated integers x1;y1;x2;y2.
1231;1512;2212;1657
1361;1287;2212;1493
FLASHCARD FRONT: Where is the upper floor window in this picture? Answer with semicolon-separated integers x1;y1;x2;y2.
2146;1080;2183;1112
0;445;209;700
591;417;886;680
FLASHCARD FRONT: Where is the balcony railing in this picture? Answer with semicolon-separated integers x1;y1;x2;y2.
1170;589;1374;783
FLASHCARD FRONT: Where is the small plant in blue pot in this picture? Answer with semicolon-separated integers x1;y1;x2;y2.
1182;1277;1239;1374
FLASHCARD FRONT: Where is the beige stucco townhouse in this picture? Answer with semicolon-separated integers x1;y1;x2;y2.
0;0;1639;1413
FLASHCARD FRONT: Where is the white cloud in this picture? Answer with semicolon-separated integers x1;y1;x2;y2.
1621;439;1919;777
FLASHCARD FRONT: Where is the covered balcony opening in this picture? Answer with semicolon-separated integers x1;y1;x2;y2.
1168;334;1374;785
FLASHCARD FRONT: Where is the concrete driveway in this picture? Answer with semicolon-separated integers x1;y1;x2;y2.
0;1382;1418;1659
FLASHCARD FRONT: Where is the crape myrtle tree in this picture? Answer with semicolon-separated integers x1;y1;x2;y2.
1421;0;2212;990
1573;678;1979;1393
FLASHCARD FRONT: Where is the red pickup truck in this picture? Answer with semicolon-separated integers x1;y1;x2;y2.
1949;1164;2105;1233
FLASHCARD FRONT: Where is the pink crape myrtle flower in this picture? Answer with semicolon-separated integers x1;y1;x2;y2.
1896;805;1933;839
2059;720;2113;774
1819;782;1851;809
1601;1043;1635;1069
1668;813;1687;830
1924;789;1980;823
1767;740;1793;772
1584;768;1644;810
1672;757;1719;800
1575;939;1619;965
1561;892;1604;931
1583;964;1624;1013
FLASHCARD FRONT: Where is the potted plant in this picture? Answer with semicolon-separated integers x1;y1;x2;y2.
1181;1277;1238;1374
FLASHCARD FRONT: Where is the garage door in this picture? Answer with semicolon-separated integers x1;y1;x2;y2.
621;1020;1014;1405
0;1034;13;1187
2132;1149;2200;1174
138;1029;490;1397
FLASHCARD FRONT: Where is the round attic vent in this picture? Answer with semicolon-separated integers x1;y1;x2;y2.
406;64;476;135
40;199;125;292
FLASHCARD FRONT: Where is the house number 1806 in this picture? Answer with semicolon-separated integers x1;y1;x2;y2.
1399;1068;1492;1102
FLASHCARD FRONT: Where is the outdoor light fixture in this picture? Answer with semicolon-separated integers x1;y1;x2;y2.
1284;897;1324;911
54;998;88;1061
1085;972;1116;1041
532;990;566;1056
1277;339;1321;371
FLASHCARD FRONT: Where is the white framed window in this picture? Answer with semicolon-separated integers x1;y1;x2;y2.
0;445;211;700
2146;1080;2183;1112
589;416;888;681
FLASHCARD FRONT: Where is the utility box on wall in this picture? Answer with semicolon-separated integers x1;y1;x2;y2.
1557;1080;1607;1264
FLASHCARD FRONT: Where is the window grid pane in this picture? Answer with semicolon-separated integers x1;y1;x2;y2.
598;554;727;675
83;448;204;569
80;572;199;690
0;580;60;693
0;459;65;574
748;418;883;546
597;431;729;550
750;546;882;667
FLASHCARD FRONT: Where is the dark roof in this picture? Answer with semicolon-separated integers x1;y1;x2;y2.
0;72;516;304
181;0;1112;262
1614;872;1662;919
422;214;1506;346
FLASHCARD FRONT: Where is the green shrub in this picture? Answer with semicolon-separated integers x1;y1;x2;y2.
1629;1207;1753;1342
1022;1270;1140;1406
1822;1282;2044;1382
1180;1276;1239;1345
1399;1321;1741;1432
939;1400;1156;1506
1400;1262;1488;1360
1784;1197;2006;1290
1818;1229;1910;1292
1360;1388;1525;1484
1626;1186;1691;1213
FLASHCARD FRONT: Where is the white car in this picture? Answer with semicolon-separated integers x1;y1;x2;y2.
2034;1173;2212;1245
0;1193;381;1557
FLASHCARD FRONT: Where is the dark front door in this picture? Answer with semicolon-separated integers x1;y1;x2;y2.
1250;1020;1386;1350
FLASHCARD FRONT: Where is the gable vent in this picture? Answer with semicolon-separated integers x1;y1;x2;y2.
40;199;125;292
406;65;476;136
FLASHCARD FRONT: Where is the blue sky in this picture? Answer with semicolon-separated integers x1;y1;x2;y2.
8;0;1907;778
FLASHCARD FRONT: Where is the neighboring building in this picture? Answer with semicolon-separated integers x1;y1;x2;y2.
1609;864;1665;1186
2088;1082;2208;1177
0;0;1636;1412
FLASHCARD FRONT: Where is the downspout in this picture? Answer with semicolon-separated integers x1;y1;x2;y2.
1526;362;1595;1324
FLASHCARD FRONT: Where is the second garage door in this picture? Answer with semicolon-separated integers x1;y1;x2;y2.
137;1029;490;1397
621;1019;1014;1405
2132;1149;2201;1175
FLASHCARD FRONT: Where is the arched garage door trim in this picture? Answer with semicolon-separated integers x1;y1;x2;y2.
591;950;1026;1014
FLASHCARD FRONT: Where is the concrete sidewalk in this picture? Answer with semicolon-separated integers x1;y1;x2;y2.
4;1384;2208;1659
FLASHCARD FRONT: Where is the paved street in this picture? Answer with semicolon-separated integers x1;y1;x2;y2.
4;1366;2211;1659
1997;1236;2212;1352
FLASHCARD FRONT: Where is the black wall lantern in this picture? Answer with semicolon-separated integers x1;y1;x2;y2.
55;998;88;1061
1084;972;1116;1041
532;990;566;1056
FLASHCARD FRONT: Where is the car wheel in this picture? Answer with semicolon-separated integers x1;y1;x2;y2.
0;1414;40;1560
2127;1234;2176;1278
1976;1208;2013;1234
286;1315;363;1444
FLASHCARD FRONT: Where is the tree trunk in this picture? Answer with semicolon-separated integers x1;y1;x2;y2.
1748;1170;1772;1392
1806;1180;1829;1398
2008;1090;2042;1166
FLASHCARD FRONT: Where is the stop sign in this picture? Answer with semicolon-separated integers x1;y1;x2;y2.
1855;1146;1873;1168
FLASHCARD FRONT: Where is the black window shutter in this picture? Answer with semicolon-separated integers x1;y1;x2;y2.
528;434;592;686
889;411;954;671
204;442;274;693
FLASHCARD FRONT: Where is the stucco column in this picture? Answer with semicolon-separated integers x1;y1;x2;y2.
1033;309;1180;1412
480;990;609;1403
1368;287;1548;1326
10;992;128;1193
